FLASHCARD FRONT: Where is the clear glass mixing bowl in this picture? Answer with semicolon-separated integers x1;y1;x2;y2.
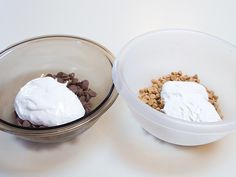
0;35;118;143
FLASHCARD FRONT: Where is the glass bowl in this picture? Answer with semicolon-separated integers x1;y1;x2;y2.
0;35;118;143
113;29;236;146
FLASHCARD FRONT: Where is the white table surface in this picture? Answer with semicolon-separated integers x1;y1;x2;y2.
1;0;236;177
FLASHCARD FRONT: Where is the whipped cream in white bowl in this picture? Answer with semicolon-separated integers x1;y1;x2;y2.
161;81;221;122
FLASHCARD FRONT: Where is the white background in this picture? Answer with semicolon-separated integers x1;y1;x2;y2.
1;0;236;177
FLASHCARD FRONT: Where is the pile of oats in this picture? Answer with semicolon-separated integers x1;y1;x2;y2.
138;71;222;117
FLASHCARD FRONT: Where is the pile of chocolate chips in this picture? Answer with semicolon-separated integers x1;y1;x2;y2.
16;117;47;128
16;72;97;128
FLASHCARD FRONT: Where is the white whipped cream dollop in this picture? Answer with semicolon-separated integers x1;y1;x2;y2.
161;81;221;122
14;77;85;127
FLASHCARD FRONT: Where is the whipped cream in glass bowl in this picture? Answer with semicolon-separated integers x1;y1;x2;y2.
0;35;118;143
14;77;86;127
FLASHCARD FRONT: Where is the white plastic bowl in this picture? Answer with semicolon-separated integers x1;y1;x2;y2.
113;29;236;146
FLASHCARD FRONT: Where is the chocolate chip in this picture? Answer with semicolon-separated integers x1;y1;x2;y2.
16;117;24;124
84;103;92;112
77;88;84;96
72;78;79;84
85;92;91;102
81;80;89;90
62;72;68;77
57;77;65;83
79;95;86;102
62;76;70;81
22;120;31;127
16;120;22;126
88;89;97;97
56;72;64;77
68;85;78;94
